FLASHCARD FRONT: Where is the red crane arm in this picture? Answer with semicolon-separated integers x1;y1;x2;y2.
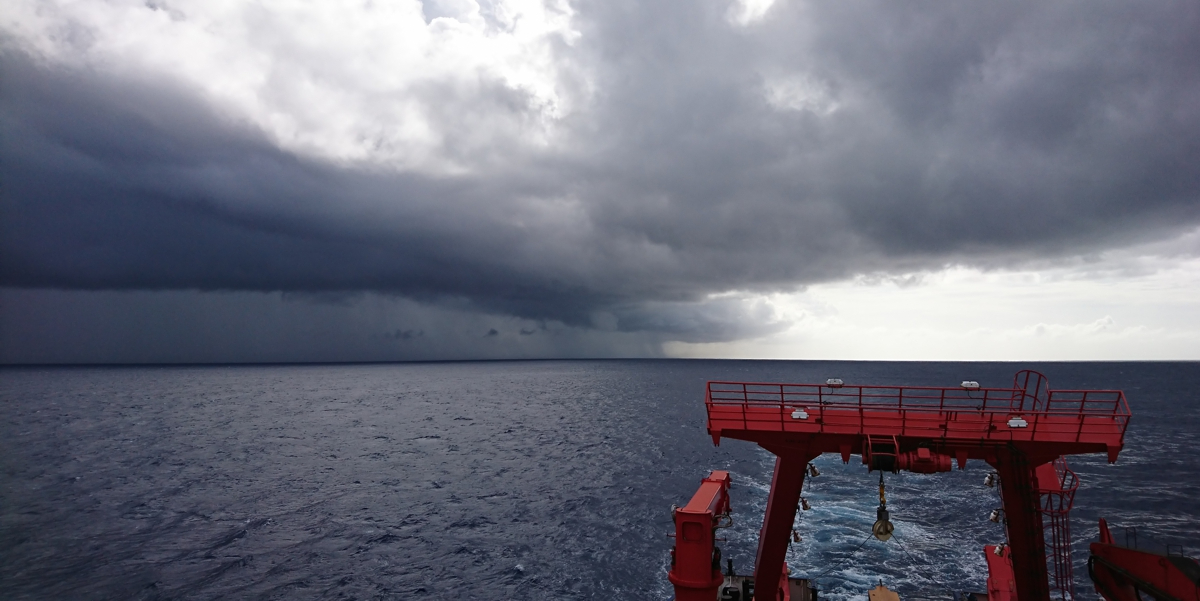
668;470;732;601
1090;519;1200;601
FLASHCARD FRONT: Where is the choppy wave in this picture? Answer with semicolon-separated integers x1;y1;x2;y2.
1;360;1197;600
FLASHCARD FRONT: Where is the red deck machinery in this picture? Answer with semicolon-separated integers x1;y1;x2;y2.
1088;518;1200;601
668;471;734;601
668;370;1131;601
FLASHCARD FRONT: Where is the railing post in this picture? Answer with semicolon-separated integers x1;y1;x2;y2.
1076;405;1084;443
741;384;748;430
858;389;864;430
779;385;785;431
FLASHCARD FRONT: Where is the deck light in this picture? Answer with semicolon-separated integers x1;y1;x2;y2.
826;378;844;388
984;473;997;487
807;463;820;478
989;509;1003;523
801;497;811;511
791;408;809;420
961;381;980;390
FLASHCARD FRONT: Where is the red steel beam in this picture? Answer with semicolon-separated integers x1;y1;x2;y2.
986;544;1018;601
992;448;1053;601
754;450;816;601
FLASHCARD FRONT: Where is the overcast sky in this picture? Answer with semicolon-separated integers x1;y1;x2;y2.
2;0;1198;363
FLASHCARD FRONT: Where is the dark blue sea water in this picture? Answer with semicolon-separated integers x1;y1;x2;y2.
2;360;1198;600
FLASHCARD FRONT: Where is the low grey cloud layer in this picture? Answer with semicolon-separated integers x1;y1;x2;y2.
2;0;1198;360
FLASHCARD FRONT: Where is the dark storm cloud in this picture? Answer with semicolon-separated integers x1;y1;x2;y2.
2;0;1199;344
574;1;1200;259
0;56;616;323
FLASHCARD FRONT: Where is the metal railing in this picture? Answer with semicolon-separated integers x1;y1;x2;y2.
705;378;1131;441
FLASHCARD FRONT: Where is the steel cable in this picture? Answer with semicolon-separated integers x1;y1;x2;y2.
891;530;958;596
804;528;959;600
806;531;878;581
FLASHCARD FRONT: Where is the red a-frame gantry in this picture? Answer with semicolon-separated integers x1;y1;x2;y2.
704;371;1130;601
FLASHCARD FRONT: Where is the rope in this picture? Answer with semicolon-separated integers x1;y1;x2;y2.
808;531;877;581
805;528;960;599
891;530;957;596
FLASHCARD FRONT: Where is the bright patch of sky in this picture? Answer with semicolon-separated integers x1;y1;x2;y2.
727;0;777;26
667;229;1200;360
3;0;580;172
763;74;839;115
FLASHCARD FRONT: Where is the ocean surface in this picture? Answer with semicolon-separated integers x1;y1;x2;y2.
2;360;1198;601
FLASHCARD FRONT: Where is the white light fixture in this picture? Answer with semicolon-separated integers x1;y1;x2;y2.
984;473;997;488
807;463;820;478
826;378;844;388
1007;416;1029;428
791;408;809;420
989;509;1003;523
961;381;980;390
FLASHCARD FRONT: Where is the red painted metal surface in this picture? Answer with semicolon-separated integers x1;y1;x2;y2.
895;447;953;473
705;373;1130;462
702;370;1131;601
994;450;1051;601
987;544;1018;601
775;562;794;601
755;452;815;601
1089;518;1200;601
669;470;732;601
